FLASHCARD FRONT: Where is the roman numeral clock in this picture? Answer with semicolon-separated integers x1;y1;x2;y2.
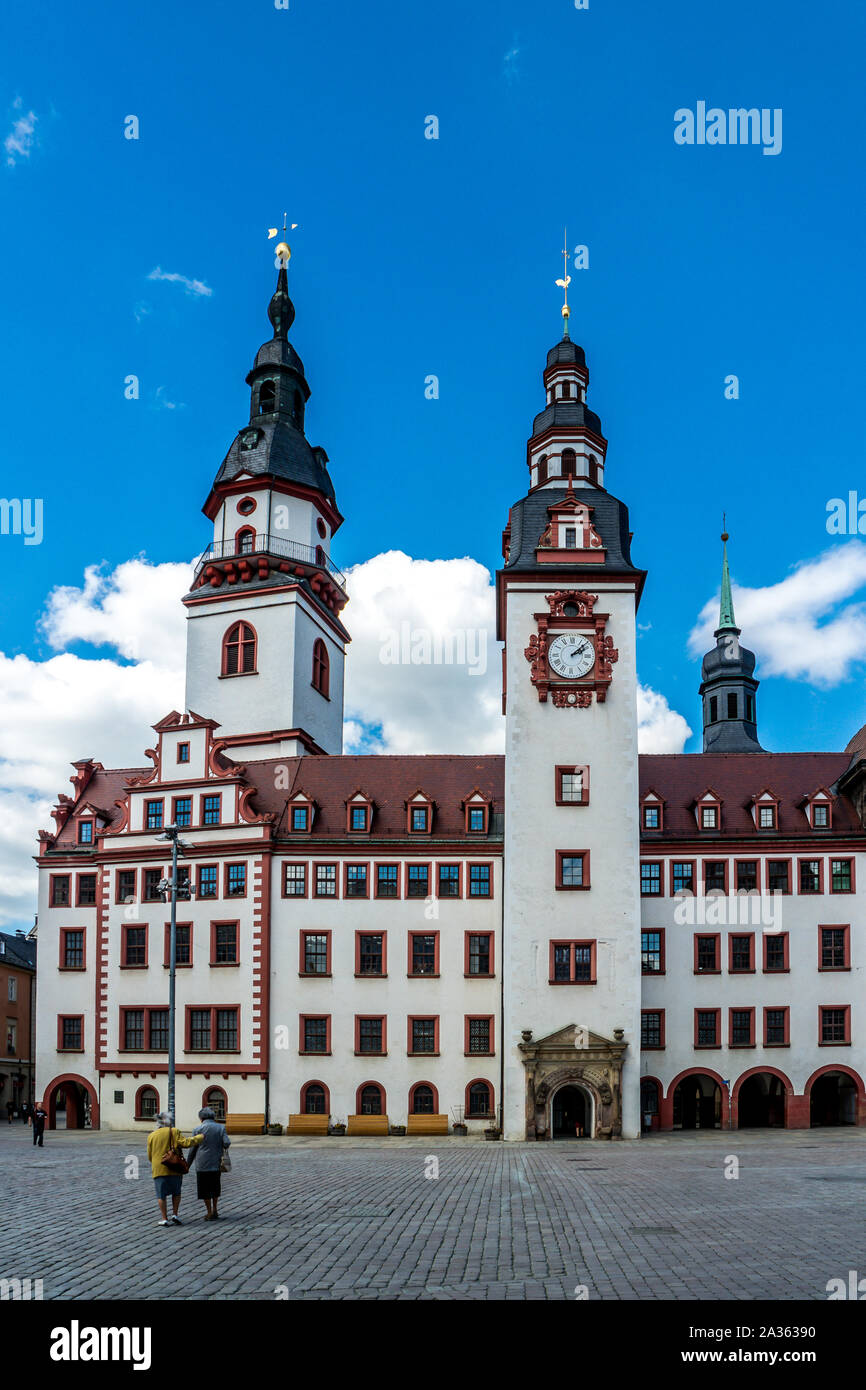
523;590;618;707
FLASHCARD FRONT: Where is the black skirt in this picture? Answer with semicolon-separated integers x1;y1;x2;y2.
196;1170;221;1200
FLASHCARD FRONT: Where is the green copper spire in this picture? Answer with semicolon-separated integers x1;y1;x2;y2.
718;522;737;631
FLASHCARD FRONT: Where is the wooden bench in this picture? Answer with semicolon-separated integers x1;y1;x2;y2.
346;1113;389;1136
225;1113;266;1135
287;1113;330;1136
406;1114;450;1137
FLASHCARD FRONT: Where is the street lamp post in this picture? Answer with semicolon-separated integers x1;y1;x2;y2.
157;827;191;1122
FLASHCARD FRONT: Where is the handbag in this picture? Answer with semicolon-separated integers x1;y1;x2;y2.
220;1148;231;1174
162;1127;189;1174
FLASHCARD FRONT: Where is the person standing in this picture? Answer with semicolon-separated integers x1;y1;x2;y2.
189;1106;231;1221
146;1112;202;1227
19;1100;29;1125
30;1103;47;1147
5;1100;13;1124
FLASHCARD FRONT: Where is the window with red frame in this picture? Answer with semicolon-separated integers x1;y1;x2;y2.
550;941;595;983
223;622;256;675
820;926;849;970
820;1007;849;1044
50;875;70;907
312;639;330;697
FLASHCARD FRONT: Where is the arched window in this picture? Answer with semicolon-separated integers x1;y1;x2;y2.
236;527;255;555
302;1081;329;1115
562;448;577;477
357;1083;385;1115
203;1086;226;1122
410;1083;437;1115
536;455;548;486
135;1085;159;1121
258;380;276;415
315;544;326;567
312;639;330;697
291;391;303;426
588;454;599;485
223;622;257;676
466;1079;494;1118
561;381;571;398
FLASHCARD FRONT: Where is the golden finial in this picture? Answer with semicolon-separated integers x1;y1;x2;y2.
555;227;571;337
267;212;299;266
721;510;729;544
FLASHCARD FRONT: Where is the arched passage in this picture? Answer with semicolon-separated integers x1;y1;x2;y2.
806;1065;864;1127
42;1074;99;1130
733;1067;793;1129
666;1069;728;1130
640;1077;662;1133
551;1083;592;1138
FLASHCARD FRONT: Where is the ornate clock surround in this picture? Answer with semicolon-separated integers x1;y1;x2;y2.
524;589;618;707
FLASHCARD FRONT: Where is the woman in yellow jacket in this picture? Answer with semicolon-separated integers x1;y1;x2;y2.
147;1111;203;1227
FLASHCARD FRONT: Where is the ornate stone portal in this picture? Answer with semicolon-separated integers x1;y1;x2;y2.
519;1023;628;1140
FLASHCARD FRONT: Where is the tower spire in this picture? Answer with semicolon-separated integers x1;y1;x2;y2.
718;516;737;632
555;228;571;340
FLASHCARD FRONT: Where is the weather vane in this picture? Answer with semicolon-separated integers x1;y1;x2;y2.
267;212;299;267
555;227;571;337
722;510;728;543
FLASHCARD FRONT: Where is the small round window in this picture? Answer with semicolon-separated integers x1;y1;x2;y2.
563;602;578;617
316;518;327;539
237;497;256;516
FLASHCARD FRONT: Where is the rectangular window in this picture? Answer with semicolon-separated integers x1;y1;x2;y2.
410;1018;437;1054
758;805;776;829
550;941;596;984
701;806;718;830
177;742;190;764
726;692;738;719
765;1008;789;1046
820;926;848;970
820;1007;849;1045
198;865;218;899
640;861;661;896
736;860;758;893
77;873;98;906
291;805;309;832
215;1008;238;1050
345;864;368;898
764;934;788;972
173;797;192;828
729;935;754;972
350;805;368;832
357;1017;384;1054
123;1009;144;1050
556;766;589;805
831;859;853;893
411;806;429;832
225;863;246;897
202;795;221;826
696;1009;719;1046
117;869;136;903
189;1009;211;1051
302;1017;329;1054
357;934;384;976
407;864;429;898
213;922;238;965
60;1016;83;1050
730;1009;753;1047
8;977;16;1001
62;929;84;970
799;859;821;894
672;862;694;895
165;923;192;967
704;861;726;893
641;930;663;975
438;864;461;897
302;932;330;976
375;863;399;898
767;860;790;894
709;695;718;723
50;875;70;907
410;933;437;976
643;805;660;829
468;806;485;832
145;800;164;831
78;820;93;845
148;1010;169;1050
695;935;719;972
283;863;306;897
122;925;147;967
812;803;829;827
467;933;492;976
468;863;491;897
315;864;337;897
467;1017;492;1054
641;1011;663;1049
143;869;163;903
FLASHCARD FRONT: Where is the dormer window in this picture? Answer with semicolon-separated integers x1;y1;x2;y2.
177;742;190;764
805;790;833;829
564;527;577;549
407;794;433;834
462;792;492;833
258;380;276;414
411;807;428;832
346;793;373;834
289;796;314;833
812;804;828;826
701;807;717;830
758;805;776;829
751;791;780;830
78;820;93;845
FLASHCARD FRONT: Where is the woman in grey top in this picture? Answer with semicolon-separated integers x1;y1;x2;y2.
190;1107;231;1221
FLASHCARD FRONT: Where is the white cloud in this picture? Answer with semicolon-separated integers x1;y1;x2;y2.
637;684;692;753
39;557;192;666
154;385;184;411
688;542;866;687
147;267;213;298
4;102;37;166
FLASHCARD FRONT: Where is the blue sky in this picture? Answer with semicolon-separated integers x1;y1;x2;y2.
2;0;866;768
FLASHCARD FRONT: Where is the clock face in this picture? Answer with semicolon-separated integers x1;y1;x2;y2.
548;632;595;679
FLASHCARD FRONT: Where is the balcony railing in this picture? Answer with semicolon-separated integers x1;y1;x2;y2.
194;533;346;589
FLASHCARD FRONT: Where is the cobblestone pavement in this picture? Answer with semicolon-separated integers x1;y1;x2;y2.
1;1125;864;1300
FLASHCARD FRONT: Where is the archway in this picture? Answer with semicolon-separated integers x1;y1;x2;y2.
809;1070;859;1127
640;1078;662;1133
737;1073;786;1128
551;1084;590;1138
672;1073;723;1130
43;1074;99;1130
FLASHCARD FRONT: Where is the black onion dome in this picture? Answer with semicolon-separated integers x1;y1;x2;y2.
546;338;586;368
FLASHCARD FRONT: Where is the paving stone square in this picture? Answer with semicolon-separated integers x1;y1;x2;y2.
1;1125;864;1301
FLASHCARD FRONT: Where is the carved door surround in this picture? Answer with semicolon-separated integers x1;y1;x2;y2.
519;1023;628;1140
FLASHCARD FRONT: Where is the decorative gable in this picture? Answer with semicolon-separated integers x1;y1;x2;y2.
535;480;605;563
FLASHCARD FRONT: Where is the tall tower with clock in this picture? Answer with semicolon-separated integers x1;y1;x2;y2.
497;285;647;1141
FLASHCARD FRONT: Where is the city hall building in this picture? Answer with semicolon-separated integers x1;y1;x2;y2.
33;264;866;1138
